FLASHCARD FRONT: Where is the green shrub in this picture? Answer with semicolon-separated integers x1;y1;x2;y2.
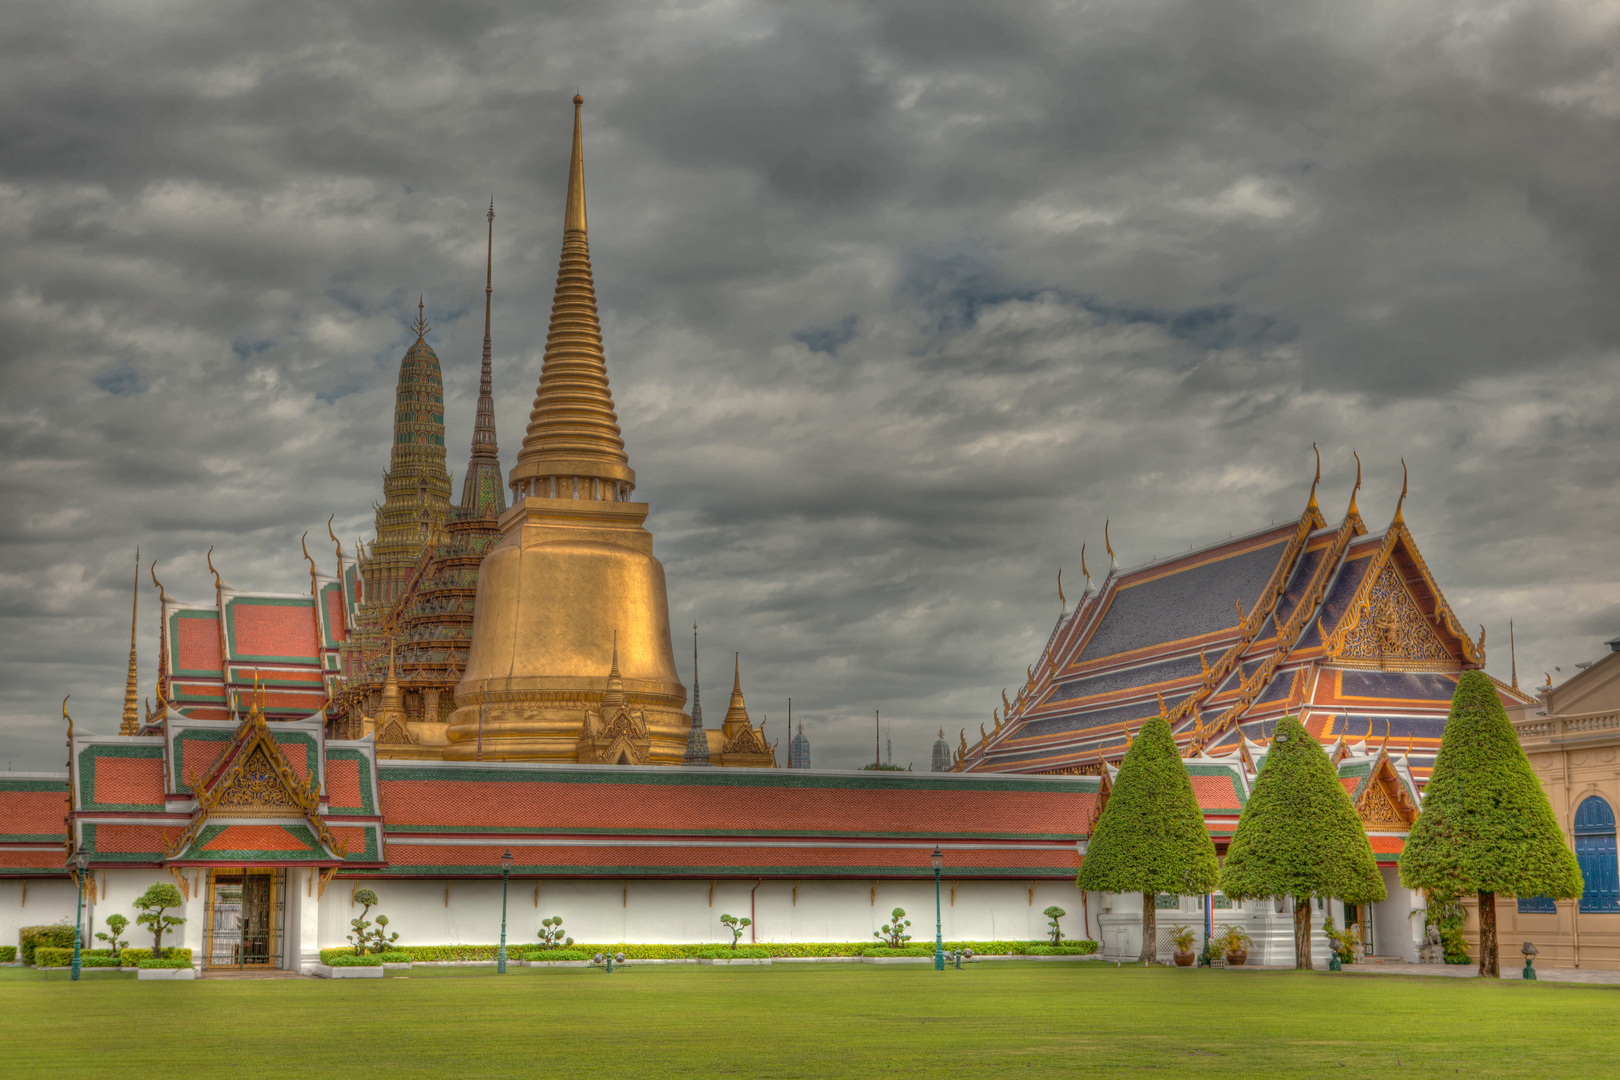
119;947;191;966
527;950;589;962
1024;941;1099;955
718;914;751;948
35;946;173;968
861;946;934;957
376;951;412;964
696;946;771;959
0;946;16;963
95;913;130;962
138;957;192;969
19;924;76;966
394;945;502;962
327;953;384;967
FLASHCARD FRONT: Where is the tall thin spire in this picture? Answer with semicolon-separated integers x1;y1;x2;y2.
458;198;506;519
684;622;711;765
120;548;141;736
509;93;635;503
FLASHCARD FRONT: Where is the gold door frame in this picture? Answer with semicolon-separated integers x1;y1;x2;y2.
204;868;283;970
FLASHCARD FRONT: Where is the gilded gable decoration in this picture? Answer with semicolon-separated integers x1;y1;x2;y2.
165;687;346;862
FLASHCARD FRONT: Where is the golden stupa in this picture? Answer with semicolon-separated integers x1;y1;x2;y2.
445;95;691;763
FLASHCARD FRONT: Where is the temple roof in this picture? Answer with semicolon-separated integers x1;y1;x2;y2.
966;462;1517;786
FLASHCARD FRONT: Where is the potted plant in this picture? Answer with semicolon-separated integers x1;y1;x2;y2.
1219;925;1252;966
1169;924;1198;967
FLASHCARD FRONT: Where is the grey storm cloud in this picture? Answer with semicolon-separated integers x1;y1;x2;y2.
2;0;1619;771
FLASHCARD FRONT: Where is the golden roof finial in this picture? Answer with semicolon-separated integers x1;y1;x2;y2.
1392;457;1408;527
1544;671;1552;688
1057;568;1065;610
63;695;73;744
121;548;142;736
301;531;319;595
1157;692;1167;719
1080;543;1090;590
1104;519;1115;570
206;547;230;592
1348;450;1362;520
412;295;430;342
326;514;347;563
1307;443;1321;518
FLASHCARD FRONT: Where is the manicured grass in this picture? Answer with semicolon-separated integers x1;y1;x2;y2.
2;961;1615;1077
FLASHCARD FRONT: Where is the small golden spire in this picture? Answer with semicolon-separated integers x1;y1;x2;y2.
566;94;587;236
120;548;141;736
412;295;430;342
1392;457;1408;527
1510;619;1518;691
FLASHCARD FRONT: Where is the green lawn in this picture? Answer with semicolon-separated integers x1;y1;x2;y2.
2;961;1615;1078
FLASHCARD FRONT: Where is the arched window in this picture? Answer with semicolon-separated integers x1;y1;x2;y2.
1575;796;1619;914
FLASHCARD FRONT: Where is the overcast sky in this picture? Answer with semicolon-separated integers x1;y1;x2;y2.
3;0;1618;772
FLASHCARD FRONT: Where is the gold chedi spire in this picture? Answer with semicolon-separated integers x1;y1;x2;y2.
120;549;141;736
509;93;634;503
722;653;750;738
447;95;687;764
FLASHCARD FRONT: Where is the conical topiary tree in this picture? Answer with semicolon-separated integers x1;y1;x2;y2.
1401;669;1582;978
1076;716;1219;962
1219;715;1386;969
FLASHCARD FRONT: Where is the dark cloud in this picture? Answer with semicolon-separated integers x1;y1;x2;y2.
2;0;1619;772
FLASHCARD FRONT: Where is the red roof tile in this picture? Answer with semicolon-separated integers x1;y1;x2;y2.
1189;775;1241;811
326;760;363;809
231;604;318;660
176;617;222;673
379;777;1092;838
93;757;164;807
0;790;68;836
382;842;1077;873
201;825;312;852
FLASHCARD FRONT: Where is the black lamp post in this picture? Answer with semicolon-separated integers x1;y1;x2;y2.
498;849;513;974
70;850;88;982
931;846;945;971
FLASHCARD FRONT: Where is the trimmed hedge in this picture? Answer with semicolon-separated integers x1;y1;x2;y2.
19;924;76;966
139;957;192;969
327;954;383;967
364;940;1098;962
1024;942;1098;955
376;951;413;964
35;946;193;968
0;946;16;963
696;946;771;959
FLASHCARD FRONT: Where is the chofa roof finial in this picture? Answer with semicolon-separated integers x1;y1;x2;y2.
1307;442;1321;518
1348;450;1362;519
1392;457;1408;527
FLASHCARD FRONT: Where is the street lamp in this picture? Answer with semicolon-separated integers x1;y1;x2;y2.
1521;940;1539;981
70;850;88;982
498;849;514;975
931;846;945;971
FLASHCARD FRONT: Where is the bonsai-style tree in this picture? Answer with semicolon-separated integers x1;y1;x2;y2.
95;913;129;962
538;916;573;950
132;882;186;960
1401;670;1583;977
719;913;751;948
1220;714;1386;969
369;914;399;954
1043;906;1066;945
874;908;912;948
1076;717;1219;962
349;888;381;955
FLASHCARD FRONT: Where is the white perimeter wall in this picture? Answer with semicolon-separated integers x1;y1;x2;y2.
9;872;1092;967
320;878;1086;951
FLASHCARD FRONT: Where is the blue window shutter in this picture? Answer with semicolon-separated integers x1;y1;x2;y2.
1575;797;1619;915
